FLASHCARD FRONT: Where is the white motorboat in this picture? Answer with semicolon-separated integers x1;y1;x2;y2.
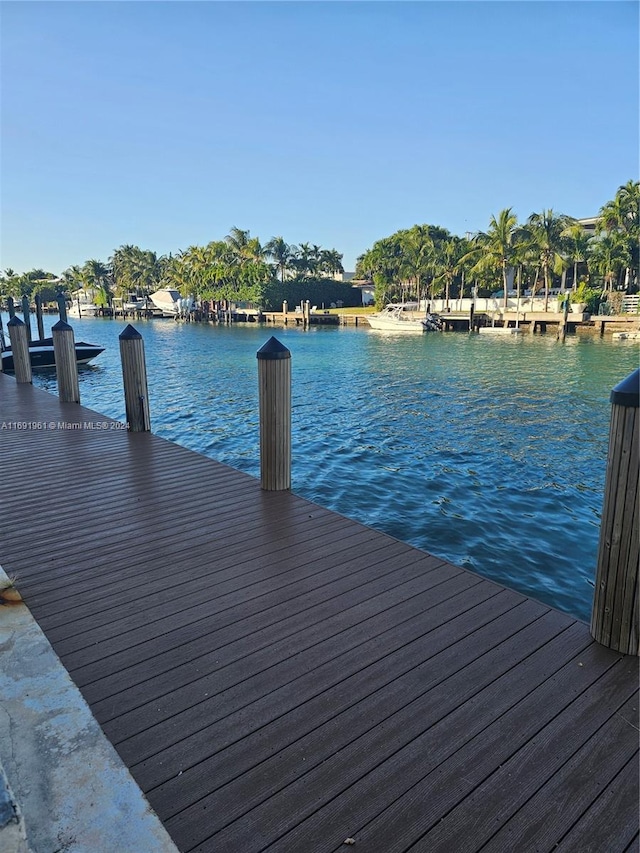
367;303;442;333
149;288;181;317
123;296;149;312
68;289;100;318
68;302;100;318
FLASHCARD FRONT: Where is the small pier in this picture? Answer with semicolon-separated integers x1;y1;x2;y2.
263;310;341;326
437;309;640;335
0;374;637;852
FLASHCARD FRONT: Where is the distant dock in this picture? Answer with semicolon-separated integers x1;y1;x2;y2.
262;310;369;327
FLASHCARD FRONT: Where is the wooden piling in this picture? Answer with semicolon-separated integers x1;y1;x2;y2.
557;295;570;342
52;320;80;403
304;300;310;329
7;297;15;319
257;337;291;491
282;300;288;326
7;316;32;383
591;368;639;655
35;293;45;340
21;295;32;343
56;292;68;323
119;324;151;432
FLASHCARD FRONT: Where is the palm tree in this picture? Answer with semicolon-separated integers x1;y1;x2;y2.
320;249;344;279
400;225;434;305
245;237;266;263
225;226;251;254
356;236;404;307
598;181;639;289
562;222;592;291
110;244;137;295
296;243;315;277
111;245;163;298
599;180;639;235
82;259;112;307
60;265;83;293
525;210;574;310
589;232;630;292
463;208;519;309
1;268;19;300
311;244;323;276
432;238;464;310
266;237;293;283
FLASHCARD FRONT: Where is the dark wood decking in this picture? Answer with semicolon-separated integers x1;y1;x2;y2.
1;374;638;853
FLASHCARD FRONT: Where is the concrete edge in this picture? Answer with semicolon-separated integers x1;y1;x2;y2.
0;565;179;853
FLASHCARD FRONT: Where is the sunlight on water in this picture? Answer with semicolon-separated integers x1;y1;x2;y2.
13;313;639;623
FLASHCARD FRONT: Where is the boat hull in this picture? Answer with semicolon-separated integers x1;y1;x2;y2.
68;304;100;318
1;339;104;371
149;288;181;317
367;316;426;332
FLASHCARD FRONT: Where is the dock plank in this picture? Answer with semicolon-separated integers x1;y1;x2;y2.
0;372;637;853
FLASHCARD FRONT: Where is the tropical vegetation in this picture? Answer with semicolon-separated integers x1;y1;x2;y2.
355;180;638;309
0;230;350;311
2;181;637;312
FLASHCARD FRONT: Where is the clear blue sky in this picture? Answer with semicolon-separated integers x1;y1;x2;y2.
1;1;638;274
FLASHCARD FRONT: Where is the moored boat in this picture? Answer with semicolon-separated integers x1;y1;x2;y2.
149;287;181;317
1;337;104;371
123;296;149;312
68;288;100;318
367;303;442;333
68;301;100;318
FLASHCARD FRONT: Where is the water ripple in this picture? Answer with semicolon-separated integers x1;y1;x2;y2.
16;314;639;623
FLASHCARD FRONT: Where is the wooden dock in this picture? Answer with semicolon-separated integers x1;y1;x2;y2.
1;374;638;853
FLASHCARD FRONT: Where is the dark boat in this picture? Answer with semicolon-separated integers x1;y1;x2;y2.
1;337;105;371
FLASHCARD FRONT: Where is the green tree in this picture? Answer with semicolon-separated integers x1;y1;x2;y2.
432;237;466;309
589;231;630;291
111;245;163;297
82;259;112;307
225;226;252;256
1;268;58;301
562;222;593;291
463;208;520;309
525;210;574;310
598;180;639;289
320;249;344;278
295;243;316;277
61;265;83;295
400;225;434;304
266;237;295;283
356;236;404;307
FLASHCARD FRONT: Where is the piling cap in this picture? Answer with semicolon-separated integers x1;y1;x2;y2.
610;368;639;408
257;336;291;360
52;320;73;332
119;324;142;341
7;316;25;327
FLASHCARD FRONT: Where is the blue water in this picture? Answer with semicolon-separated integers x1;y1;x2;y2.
7;313;638;623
